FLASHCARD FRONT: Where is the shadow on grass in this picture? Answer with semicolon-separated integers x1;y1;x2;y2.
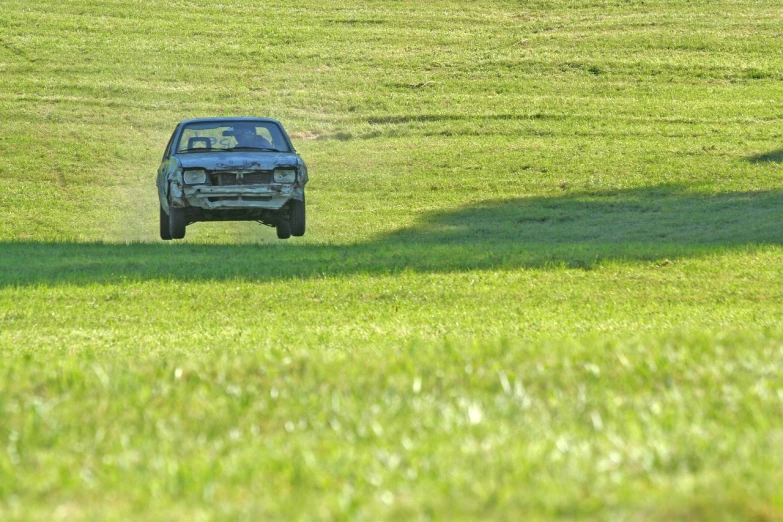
748;149;783;164
2;185;781;286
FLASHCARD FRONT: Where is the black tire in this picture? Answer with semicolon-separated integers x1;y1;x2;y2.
290;197;306;237
276;217;291;239
160;204;172;240
169;203;187;239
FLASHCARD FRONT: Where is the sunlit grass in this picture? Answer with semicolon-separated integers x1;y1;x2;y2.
1;0;783;520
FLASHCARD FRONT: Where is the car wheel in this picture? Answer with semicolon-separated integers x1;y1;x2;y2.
290;197;306;237
169;203;187;240
276;217;291;239
160;204;172;241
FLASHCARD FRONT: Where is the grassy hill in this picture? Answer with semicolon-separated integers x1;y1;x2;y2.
1;1;782;520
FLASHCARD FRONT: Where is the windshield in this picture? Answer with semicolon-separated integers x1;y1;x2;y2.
176;121;292;153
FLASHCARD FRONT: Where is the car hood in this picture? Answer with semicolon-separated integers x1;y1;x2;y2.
176;151;301;171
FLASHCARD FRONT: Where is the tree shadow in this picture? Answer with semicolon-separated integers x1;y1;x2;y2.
1;185;781;287
748;149;783;163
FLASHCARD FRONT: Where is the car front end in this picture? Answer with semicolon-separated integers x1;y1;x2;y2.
170;154;307;212
157;117;308;240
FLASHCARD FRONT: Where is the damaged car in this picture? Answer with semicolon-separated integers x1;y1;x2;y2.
156;117;308;240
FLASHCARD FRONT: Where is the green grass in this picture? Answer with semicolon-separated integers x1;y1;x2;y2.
2;0;783;520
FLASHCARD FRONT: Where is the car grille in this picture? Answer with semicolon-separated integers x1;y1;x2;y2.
209;172;273;186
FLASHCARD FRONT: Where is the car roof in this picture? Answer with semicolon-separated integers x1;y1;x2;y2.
178;117;285;126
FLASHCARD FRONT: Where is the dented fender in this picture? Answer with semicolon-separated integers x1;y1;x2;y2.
163;162;187;208
169;181;186;207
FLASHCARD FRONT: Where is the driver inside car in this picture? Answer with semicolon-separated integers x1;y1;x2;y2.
234;125;275;149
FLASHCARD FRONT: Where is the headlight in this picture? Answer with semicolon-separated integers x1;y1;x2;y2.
274;169;296;183
183;169;207;185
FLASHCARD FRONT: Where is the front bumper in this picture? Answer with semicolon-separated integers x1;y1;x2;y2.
181;184;295;210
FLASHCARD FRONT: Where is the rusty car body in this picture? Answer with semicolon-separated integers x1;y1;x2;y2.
156;117;308;240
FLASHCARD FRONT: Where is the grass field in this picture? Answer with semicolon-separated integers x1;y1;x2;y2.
2;0;783;520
